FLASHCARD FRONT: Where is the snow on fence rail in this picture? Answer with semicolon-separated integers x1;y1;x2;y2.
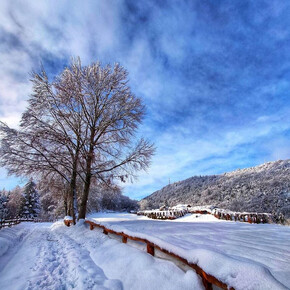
0;218;56;229
137;209;187;220
85;219;232;290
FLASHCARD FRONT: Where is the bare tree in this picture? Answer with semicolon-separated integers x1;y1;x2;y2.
0;58;155;221
0;68;83;222
66;61;155;218
5;186;24;218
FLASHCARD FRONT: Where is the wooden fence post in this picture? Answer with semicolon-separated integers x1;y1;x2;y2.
147;243;155;256
202;278;213;290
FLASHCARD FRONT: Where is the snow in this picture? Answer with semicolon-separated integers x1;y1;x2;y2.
88;212;290;290
224;159;287;177
171;204;190;210
1;214;289;290
175;213;223;222
0;221;203;290
64;215;73;221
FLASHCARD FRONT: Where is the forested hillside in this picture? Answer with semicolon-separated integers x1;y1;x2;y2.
141;160;290;221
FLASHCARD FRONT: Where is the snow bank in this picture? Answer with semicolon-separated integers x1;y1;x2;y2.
0;224;29;257
88;212;290;290
174;213;222;222
0;236;10;258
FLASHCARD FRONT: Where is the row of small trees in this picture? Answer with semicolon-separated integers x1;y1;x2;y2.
0;58;154;222
0;180;139;221
0;180;40;220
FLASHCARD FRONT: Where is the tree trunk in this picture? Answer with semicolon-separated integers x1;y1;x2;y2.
67;167;78;224
67;145;81;223
78;154;93;219
78;127;95;220
67;190;74;221
64;189;68;216
78;172;92;219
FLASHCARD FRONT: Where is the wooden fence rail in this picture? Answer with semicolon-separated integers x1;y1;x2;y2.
0;218;21;229
192;210;272;224
137;209;187;220
0;218;56;230
85;220;233;290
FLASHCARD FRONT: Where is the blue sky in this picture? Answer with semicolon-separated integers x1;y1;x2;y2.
0;0;289;199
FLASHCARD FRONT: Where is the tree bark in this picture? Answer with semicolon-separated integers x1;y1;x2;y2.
78;155;93;219
67;164;78;224
78;125;95;220
64;189;68;216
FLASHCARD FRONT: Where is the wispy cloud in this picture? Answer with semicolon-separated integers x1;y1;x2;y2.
124;109;290;199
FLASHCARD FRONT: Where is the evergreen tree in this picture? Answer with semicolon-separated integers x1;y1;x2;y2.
0;192;8;220
21;180;41;219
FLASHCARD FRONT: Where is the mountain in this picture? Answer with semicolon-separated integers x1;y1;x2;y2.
140;159;290;222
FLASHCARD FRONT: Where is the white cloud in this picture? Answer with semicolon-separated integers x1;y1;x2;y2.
123;109;290;199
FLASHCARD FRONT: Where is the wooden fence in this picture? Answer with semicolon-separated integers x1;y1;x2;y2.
138;207;272;224
0;218;21;229
189;209;272;224
85;220;233;290
0;218;56;230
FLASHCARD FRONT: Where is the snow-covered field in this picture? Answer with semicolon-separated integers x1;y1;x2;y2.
88;212;290;290
0;221;203;290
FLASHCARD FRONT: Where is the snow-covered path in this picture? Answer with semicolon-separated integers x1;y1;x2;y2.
0;222;203;290
0;223;120;289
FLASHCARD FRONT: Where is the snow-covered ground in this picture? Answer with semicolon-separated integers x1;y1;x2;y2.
1;214;289;290
88;212;290;290
0;221;203;290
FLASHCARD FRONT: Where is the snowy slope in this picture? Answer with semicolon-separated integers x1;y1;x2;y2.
141;159;290;221
0;222;203;290
88;212;290;290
